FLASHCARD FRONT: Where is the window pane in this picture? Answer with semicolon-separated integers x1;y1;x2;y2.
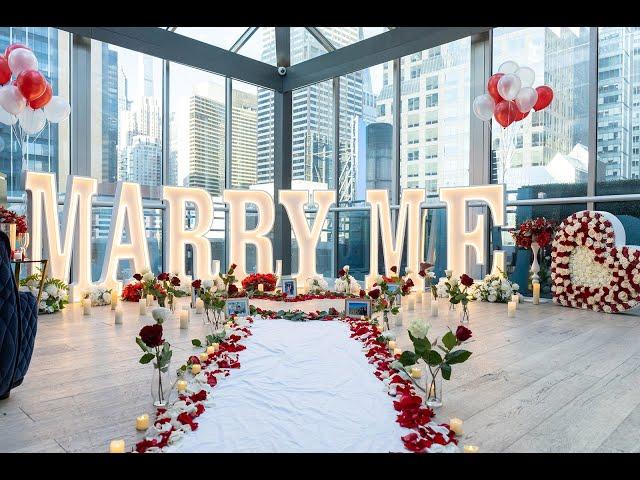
492;27;590;200
316;27;387;49
172;27;251;50
400;37;470;198
290;27;328;65
594;202;640;244
0;27;70;196
596;27;640;193
239;27;276;66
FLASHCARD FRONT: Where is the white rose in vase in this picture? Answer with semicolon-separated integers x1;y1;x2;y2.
408;318;429;339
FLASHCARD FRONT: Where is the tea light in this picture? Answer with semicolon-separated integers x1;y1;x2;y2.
409;367;422;379
114;305;123;325
388;340;397;350
138;299;147;316
449;417;464;435
82;298;92;315
135;414;149;431
393;348;402;356
430;301;439;317
195;298;205;314
463;445;479;453
176;380;188;393
258;283;264;292
532;283;540;305
109;439;126;453
407;297;415;311
146;294;154;307
191;364;202;375
507;301;516;318
179;310;189;329
199;352;209;363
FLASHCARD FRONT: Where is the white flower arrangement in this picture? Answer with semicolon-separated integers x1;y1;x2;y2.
305;275;329;294
83;286;112;306
151;307;172;324
435;278;450;298
334;276;361;295
20;269;69;314
473;271;519;303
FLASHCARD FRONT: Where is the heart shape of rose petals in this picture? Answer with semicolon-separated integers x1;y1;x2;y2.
551;210;640;313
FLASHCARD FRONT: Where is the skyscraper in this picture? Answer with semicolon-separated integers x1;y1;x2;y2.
231;89;258;189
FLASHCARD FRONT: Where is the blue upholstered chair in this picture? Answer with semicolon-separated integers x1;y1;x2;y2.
0;231;38;400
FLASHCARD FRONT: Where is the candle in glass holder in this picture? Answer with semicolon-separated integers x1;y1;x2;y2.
463;445;479;453
449;417;464;435
109;439;125;453
176;380;188;393
191;364;202;375
195;298;205;314
114;305;123;325
82;298;92;315
136;414;149;431
179;310;189;329
138;299;147;316
430;301;439;317
199;352;209;363
258;283;264;292
507;301;516;318
407;297;415;311
388;340;397;351
532;283;540;305
146;294;154;307
410;367;422;379
393;348;402;356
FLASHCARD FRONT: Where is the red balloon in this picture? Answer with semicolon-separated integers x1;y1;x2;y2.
487;73;505;103
514;108;529;121
0;55;10;85
4;43;30;59
494;100;518;128
533;85;553;111
16;69;46;101
29;82;52;109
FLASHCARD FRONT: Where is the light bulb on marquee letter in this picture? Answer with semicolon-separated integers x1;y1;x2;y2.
439;184;505;279
25;172;97;302
279;190;335;285
365;189;424;290
223;190;275;280
163;186;217;280
97;182;151;292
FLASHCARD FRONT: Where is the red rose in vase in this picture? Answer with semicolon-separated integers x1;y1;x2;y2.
139;324;164;348
460;274;474;288
192;279;202;289
455;325;472;342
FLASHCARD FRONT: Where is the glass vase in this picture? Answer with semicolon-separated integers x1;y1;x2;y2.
425;369;443;408
151;359;173;407
459;303;470;324
382;310;390;331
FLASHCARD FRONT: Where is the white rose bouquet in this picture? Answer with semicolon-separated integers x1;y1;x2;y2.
305;275;329;294
20;268;69;314
334;265;361;295
83;286;112;306
473;269;519;303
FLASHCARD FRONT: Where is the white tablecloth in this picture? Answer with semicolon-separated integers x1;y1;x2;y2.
168;319;407;453
250;298;346;314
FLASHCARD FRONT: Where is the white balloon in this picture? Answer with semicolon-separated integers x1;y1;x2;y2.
515;66;535;88
0;105;18;125
514;87;539;113
7;48;38;77
497;73;522;101
43;96;70;123
472;94;496;121
0;84;27;115
18;107;46;134
498;60;519;74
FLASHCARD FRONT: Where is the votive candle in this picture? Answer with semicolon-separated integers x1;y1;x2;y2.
410;367;422;379
507;301;516;318
449;418;464;435
82;298;92;315
195;298;205;314
138;299;147;316
191;364;201;375
430;301;439;317
109;439;125;453
179;310;189;329
199;352;209;363
206;345;216;355
512;293;520;307
463;445;479;453
114;305;123;325
135;414;149;431
532;283;540;305
176;380;188;393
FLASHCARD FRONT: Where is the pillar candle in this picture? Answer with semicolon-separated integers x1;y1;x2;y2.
422;291;431;306
430;301;439;317
191;364;201;375
114;305;123;325
512;293;520;307
407;297;415;311
395;314;403;327
179;310;189;329
146;294;154;307
111;294;118;310
138;299;147;316
507;301;516;318
176;380;188;393
449;418;464;435
415;292;422;304
463;445;479;453
135;414;149;431
109;439;125;453
195;298;205;314
532;283;540;305
258;283;264;292
82;298;92;316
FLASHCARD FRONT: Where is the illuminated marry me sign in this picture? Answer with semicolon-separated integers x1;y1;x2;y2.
24;172;506;302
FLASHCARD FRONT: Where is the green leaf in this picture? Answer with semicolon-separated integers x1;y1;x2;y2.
408;331;431;355
441;363;452;380
424;349;443;366
442;331;457;351
398;350;419;366
136;337;149;352
446;349;472;365
139;353;155;364
191;338;202;347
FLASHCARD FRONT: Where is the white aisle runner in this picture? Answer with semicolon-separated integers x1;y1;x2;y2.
168;319;407;453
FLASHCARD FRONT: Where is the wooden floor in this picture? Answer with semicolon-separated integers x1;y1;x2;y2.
1;297;639;453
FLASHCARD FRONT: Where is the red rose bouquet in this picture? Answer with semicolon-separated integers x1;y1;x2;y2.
122;282;143;302
512;217;556;249
0;206;28;234
242;273;277;293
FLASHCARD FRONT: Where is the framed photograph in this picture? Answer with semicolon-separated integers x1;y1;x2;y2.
224;297;250;318
281;276;297;298
344;298;372;318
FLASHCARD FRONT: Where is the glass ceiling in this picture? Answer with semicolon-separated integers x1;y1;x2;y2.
164;27;390;66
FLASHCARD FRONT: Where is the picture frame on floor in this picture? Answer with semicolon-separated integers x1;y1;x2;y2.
281;276;297;298
224;297;249;318
344;298;372;318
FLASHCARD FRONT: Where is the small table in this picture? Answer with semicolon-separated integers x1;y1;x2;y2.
10;258;48;306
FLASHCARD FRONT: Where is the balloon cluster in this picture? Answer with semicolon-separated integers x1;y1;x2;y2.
473;60;553;128
0;43;70;134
